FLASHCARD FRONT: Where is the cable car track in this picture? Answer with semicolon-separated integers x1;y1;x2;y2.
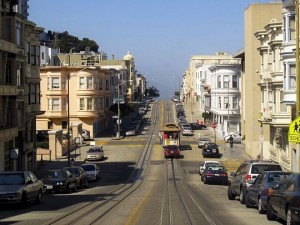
44;102;161;225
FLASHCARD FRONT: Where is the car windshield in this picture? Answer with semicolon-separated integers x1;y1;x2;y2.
65;167;80;175
251;164;282;174
88;148;100;153
207;166;224;171
268;173;290;183
47;170;66;179
0;173;25;185
81;165;96;171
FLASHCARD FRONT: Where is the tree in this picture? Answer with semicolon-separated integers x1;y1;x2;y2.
146;86;160;98
44;30;100;53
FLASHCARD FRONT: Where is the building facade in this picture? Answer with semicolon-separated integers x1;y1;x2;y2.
36;66;112;138
0;0;43;171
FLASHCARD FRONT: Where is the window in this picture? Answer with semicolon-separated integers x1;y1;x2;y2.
218;97;221;108
233;97;238;109
62;98;66;111
27;42;30;64
289;64;296;89
48;121;53;129
217;76;221;88
232;75;238;88
87;77;93;89
87;98;93;110
79;98;84;110
79;77;85;89
99;78;102;90
223;75;229;88
224;97;229;109
106;97;109;107
15;21;22;46
62;121;67;129
47;99;50;110
52;77;60;89
30;45;36;65
106;80;109;90
99;97;103;109
52;98;59;111
61;77;66;89
289;14;296;41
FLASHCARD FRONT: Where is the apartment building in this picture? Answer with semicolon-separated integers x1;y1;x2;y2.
0;0;43;171
36;66;113;138
243;2;282;160
185;53;241;136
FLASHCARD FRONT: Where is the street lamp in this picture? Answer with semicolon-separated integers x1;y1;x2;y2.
67;66;96;166
116;80;132;138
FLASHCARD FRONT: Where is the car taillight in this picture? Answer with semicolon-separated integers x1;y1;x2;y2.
245;174;252;182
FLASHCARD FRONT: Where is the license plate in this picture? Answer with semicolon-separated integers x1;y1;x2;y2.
46;185;53;189
215;174;219;176
171;151;174;153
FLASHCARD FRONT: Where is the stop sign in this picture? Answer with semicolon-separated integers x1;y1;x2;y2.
211;123;217;129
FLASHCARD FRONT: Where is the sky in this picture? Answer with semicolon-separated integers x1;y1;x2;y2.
28;0;277;99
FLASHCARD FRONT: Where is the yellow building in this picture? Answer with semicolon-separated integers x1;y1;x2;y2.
36;66;112;138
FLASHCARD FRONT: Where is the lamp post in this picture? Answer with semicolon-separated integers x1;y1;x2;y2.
67;66;96;166
116;80;132;138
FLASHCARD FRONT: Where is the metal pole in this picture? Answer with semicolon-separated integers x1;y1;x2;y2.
117;84;120;138
67;73;70;167
295;0;300;172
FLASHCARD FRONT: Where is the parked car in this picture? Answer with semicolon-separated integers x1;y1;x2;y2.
81;129;91;140
43;169;77;193
86;146;104;161
125;126;138;136
245;171;292;213
181;125;194;136
198;137;212;148
190;123;206;130
266;173;300;225
224;132;242;143
64;166;88;188
0;171;44;206
227;160;282;204
164;145;180;158
201;165;228;185
81;163;100;181
199;160;222;175
202;143;220;158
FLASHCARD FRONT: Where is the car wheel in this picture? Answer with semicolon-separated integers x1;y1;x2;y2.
35;190;42;204
73;183;77;192
227;185;235;200
266;200;275;220
245;192;252;208
258;197;265;214
84;179;88;188
239;187;245;204
203;177;207;184
65;184;70;193
20;193;27;208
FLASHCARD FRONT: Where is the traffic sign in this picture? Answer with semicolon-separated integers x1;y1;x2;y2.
113;97;125;104
288;115;300;143
211;122;217;129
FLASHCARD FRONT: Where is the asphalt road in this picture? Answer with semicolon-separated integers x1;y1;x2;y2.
0;101;284;225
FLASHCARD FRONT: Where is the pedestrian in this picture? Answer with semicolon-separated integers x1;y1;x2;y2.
229;135;233;148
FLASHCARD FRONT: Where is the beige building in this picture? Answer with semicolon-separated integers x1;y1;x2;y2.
36;66;112;138
242;2;282;160
0;0;44;171
57;50;138;102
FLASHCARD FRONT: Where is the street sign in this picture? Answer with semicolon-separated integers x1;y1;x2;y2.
288;115;300;143
113;97;125;104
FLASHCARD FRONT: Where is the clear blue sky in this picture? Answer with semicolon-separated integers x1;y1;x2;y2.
28;0;277;99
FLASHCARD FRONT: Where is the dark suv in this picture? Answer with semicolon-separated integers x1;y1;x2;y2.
227;160;282;204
